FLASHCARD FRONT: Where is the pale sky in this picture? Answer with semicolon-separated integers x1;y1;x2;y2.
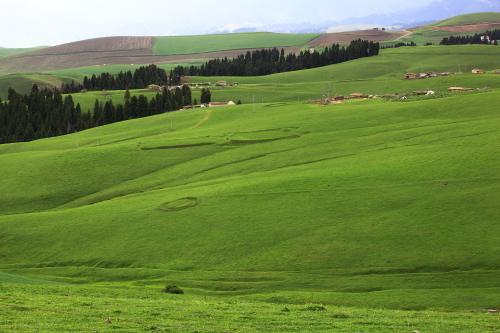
1;0;437;48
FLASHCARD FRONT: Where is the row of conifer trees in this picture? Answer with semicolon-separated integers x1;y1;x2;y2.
0;84;211;144
173;39;380;77
61;64;169;94
439;29;500;45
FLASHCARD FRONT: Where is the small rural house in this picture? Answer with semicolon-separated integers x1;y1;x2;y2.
148;84;163;91
472;69;485;74
493;71;500;74
208;101;235;107
216;81;227;86
405;73;417;79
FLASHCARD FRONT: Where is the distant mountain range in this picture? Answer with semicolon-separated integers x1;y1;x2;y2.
208;0;500;34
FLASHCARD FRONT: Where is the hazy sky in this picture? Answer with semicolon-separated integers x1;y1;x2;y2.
1;0;437;48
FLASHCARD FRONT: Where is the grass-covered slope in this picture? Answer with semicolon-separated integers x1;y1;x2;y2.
153;32;320;55
425;12;500;28
0;73;77;100
401;12;500;45
1;83;499;309
0;46;48;57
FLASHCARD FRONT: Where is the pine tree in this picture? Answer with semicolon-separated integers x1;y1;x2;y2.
93;99;103;126
181;84;192;106
103;100;115;125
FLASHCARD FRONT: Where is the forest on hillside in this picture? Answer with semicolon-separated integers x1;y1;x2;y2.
439;29;500;45
61;64;168;94
0;84;210;144
172;39;380;79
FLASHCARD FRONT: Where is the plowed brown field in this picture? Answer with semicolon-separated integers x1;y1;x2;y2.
428;22;500;32
24;37;156;56
0;46;301;75
307;30;401;46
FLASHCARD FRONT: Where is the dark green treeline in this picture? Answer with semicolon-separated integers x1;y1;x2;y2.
174;39;380;77
440;29;500;45
0;84;199;144
62;64;168;94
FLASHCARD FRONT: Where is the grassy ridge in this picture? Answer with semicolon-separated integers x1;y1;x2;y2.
1;86;499;309
0;46;48;57
153;32;320;55
0;73;75;99
425;12;500;28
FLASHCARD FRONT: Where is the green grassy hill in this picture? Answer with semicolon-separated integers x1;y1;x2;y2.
0;72;76;100
153;32;319;55
425;12;500;28
0;46;48;57
1;25;500;331
1;72;499;311
399;12;500;45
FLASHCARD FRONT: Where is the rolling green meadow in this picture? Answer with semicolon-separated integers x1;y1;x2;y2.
1;17;500;331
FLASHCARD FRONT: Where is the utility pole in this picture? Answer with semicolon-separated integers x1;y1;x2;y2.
252;95;255;114
75;131;78;148
170;112;173;131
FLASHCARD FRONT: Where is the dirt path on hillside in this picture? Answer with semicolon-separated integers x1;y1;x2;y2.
182;109;213;132
393;30;412;41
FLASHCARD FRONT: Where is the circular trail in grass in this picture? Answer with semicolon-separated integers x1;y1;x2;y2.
157;197;200;211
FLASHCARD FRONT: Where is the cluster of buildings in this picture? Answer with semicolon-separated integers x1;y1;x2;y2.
404;69;497;79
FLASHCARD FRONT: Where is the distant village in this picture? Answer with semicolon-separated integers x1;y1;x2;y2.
140;70;498;108
145;80;237;108
310;68;498;105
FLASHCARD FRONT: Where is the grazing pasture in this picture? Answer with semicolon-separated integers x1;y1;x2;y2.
1;15;500;330
1;85;499;311
1;282;499;332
